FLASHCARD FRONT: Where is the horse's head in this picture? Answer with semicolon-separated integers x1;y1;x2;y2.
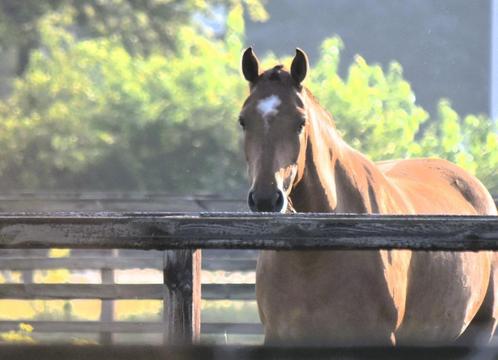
239;48;310;212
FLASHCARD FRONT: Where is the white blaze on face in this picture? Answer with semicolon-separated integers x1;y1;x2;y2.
257;95;281;132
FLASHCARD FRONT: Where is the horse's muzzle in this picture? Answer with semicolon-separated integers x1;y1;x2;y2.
248;189;285;212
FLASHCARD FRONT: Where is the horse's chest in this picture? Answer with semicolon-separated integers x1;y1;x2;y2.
256;250;404;343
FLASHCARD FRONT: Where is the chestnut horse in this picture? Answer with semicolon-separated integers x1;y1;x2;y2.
239;47;498;345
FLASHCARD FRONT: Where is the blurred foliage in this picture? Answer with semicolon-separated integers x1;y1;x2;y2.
308;37;498;193
0;2;496;194
0;5;248;193
0;0;268;74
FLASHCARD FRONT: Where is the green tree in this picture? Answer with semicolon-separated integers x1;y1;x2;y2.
0;4;249;193
0;8;496;195
0;0;268;75
307;37;498;193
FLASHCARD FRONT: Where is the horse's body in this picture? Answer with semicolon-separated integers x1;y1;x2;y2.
239;48;498;345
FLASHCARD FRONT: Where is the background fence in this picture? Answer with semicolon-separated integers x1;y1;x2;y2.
0;193;253;345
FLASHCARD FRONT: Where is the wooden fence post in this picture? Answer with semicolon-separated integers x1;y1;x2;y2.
20;249;38;284
162;249;201;344
99;249;116;345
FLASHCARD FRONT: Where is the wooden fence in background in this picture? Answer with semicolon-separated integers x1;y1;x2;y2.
0;194;496;359
0;248;262;342
0;193;259;343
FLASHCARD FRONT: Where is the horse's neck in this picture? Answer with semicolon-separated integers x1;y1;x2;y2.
290;100;391;214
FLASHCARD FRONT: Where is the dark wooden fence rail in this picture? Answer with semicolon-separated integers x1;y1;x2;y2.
0;212;497;251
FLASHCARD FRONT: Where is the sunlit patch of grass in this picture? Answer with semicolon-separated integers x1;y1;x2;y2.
49;249;70;258
202;270;255;284
70;270;101;284
0;300;101;321
34;269;71;284
68;300;101;320
201;300;259;323
1;271;22;283
114;300;162;321
29;300;64;320
114;269;162;284
19;323;33;332
0;323;35;344
0;300;37;320
33;333;98;344
10;272;22;283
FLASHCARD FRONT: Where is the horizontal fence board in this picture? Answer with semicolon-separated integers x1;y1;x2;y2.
0;321;263;335
0;344;496;360
0;321;163;333
0;194;247;213
0;256;256;272
0;284;163;300
0;213;497;251
0;192;227;201
0;257;163;270
0;284;255;300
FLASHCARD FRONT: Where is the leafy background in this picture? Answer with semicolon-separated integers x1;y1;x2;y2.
0;0;496;194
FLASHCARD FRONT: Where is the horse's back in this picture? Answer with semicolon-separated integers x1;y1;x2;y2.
377;158;496;216
376;158;496;344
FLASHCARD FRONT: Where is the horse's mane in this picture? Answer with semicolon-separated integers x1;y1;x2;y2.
303;87;336;128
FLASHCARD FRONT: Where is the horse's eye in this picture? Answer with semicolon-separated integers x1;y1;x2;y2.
239;117;246;130
297;119;306;133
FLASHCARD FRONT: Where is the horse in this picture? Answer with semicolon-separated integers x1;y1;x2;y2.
238;47;498;345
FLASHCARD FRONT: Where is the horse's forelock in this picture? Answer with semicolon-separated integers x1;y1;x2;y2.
260;65;292;84
268;65;284;81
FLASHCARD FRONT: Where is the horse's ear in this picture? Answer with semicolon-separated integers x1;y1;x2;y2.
242;47;260;83
290;48;309;85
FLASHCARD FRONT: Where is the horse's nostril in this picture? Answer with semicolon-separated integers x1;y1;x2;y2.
248;190;257;211
248;189;285;212
275;190;285;211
